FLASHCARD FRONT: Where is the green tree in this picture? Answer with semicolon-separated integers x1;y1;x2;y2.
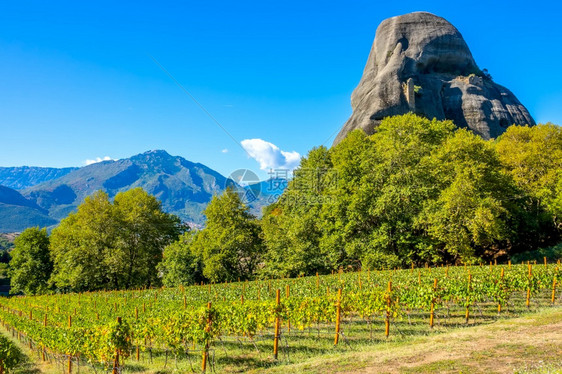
9;227;52;295
112;188;183;288
50;191;116;291
327;115;456;268
158;232;203;287
50;188;182;291
496;124;562;233
261;146;336;277
261;114;528;272
191;188;262;282
416;129;520;263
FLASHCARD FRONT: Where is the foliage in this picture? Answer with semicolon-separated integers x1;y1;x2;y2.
158;232;203;287
111;188;184;288
416;129;520;262
0;335;24;373
190;188;263;282
108;318;133;359
9;227;52;295
261;146;335;277
0;236;14;253
49;191;115;291
0;251;10;265
50;188;183;292
0;264;8;280
510;242;562;263
496;124;562;235
262;114;528;273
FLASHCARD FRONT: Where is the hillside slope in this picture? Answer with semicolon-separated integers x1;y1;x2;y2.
0;186;56;233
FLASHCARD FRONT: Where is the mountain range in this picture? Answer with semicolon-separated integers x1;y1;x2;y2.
0;166;78;190
0;150;285;233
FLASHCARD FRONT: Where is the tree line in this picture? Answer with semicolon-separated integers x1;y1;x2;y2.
8;114;562;294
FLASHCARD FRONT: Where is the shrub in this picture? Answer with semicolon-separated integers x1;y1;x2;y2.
510;243;562;263
0;335;25;373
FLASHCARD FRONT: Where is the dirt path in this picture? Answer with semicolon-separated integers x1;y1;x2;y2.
260;308;562;374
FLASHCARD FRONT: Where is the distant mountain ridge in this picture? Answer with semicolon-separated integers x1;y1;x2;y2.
19;150;236;225
0;166;78;190
0;150;287;233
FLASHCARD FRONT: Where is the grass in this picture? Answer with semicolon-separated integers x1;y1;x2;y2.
254;307;562;374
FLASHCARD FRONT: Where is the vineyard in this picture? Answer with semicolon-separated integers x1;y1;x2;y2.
0;261;560;373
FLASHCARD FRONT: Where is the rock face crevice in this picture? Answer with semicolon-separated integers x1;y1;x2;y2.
334;12;535;144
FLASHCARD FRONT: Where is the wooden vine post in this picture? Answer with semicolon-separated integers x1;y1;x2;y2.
42;314;47;361
385;281;392;338
465;274;472;324
112;317;121;374
429;278;438;328
498;268;505;313
552;277;558;304
135;307;140;361
202;302;212;372
273;289;281;360
334;288;342;345
68;315;72;374
286;285;290;333
526;263;532;309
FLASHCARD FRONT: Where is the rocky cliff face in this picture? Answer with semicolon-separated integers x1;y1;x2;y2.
334;12;535;144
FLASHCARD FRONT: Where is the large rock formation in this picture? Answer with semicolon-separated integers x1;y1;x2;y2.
334;12;535;144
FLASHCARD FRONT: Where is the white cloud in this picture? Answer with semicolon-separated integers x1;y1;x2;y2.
241;139;301;171
84;156;115;166
221;148;229;153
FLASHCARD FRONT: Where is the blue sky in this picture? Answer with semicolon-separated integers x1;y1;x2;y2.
1;1;561;179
